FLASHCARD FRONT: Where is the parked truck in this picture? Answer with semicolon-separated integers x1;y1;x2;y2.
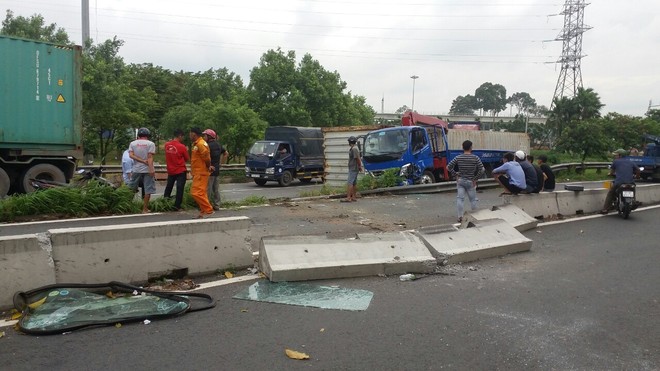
245;126;325;186
0;35;83;198
362;111;529;184
627;134;660;181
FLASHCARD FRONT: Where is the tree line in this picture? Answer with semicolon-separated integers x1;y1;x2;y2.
1;10;375;163
3;10;660;167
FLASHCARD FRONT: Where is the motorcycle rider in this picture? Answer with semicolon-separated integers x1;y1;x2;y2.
600;148;640;214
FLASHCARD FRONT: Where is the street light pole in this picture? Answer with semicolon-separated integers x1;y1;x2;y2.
410;75;419;111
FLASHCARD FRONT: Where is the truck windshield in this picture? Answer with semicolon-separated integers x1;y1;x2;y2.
363;129;408;162
249;142;278;156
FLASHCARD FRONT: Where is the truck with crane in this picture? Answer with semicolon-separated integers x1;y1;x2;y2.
361;111;529;184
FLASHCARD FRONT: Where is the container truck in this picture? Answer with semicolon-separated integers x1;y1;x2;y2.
362;111;529;184
245;126;325;186
0;35;83;198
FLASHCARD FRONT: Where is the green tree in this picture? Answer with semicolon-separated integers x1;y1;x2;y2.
507;92;537;116
395;105;410;114
248;48;373;127
474;82;507;116
549;87;604;142
83;37;156;162
449;95;476;115
556;120;610;168
1;10;70;44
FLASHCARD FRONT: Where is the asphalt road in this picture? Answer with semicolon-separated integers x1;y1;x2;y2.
2;207;659;370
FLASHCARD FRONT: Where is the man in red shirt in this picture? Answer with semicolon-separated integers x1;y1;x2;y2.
163;129;190;211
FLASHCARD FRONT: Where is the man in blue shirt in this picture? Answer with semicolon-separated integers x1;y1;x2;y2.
601;149;640;214
492;152;526;195
515;150;539;193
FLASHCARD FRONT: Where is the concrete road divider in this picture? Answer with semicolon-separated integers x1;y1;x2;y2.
417;219;533;264
259;231;437;282
1;234;57;308
501;192;559;219
462;204;538;232
49;216;254;284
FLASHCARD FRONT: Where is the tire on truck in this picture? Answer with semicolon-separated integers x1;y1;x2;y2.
20;163;66;193
0;168;10;198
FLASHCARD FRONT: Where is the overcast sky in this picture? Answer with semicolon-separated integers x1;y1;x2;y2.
3;0;659;116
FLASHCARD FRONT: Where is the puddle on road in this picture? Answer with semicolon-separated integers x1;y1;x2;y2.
233;281;373;311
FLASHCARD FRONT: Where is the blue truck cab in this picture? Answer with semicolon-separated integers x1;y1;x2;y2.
627;134;660;181
245;127;324;186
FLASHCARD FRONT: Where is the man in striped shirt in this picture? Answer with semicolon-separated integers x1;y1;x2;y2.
447;140;485;222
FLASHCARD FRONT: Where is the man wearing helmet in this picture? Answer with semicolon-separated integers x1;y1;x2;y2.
342;136;362;202
203;128;228;211
128;127;156;213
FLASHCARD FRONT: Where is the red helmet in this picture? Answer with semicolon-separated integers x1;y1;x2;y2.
202;129;217;139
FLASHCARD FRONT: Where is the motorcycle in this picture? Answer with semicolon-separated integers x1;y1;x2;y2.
613;183;637;219
30;165;116;191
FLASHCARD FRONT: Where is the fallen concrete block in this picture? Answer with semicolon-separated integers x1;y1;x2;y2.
463;204;538;232
50;216;253;284
259;231;436;282
417;219;532;264
1;234;56;309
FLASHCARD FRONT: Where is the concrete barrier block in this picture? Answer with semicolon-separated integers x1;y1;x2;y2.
417;218;532;264
49;216;253;284
463;204;538;232
259;231;436;282
636;184;660;205
0;234;56;309
502;192;559;219
556;188;608;215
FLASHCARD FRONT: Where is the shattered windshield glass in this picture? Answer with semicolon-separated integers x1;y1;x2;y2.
233;281;373;311
363;129;407;162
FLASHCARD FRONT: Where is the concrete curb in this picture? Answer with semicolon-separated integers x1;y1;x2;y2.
1;217;254;309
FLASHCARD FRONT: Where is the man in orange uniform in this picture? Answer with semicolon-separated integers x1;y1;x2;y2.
189;127;214;218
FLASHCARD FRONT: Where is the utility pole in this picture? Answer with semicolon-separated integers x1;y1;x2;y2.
410;75;419;111
550;0;591;109
81;0;90;48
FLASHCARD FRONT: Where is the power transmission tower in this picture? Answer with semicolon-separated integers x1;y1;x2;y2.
550;0;591;109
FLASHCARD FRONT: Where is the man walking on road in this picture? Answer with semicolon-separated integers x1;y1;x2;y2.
342;136;362;202
189;127;214;218
203;129;228;211
128;128;156;214
447;140;485;222
163;129;189;211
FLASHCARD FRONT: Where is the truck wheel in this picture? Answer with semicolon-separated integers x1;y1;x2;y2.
278;170;293;186
0;168;10;198
419;170;435;184
21;164;66;193
254;179;267;186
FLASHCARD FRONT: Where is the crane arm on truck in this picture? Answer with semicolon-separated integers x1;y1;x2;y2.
401;110;449;130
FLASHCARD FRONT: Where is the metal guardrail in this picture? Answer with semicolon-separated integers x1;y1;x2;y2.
550;162;610;172
78;163;244;176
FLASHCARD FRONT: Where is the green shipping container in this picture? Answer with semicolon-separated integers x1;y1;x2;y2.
0;35;82;151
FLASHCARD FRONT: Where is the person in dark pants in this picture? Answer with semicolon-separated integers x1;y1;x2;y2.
203;129;228;211
537;154;556;192
601;149;640;214
527;155;544;193
163;129;190;211
515;150;539;193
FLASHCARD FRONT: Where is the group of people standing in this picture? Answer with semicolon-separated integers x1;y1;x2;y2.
447;140;556;222
122;127;227;219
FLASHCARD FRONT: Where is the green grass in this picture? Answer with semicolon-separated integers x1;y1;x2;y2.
299;184;345;197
